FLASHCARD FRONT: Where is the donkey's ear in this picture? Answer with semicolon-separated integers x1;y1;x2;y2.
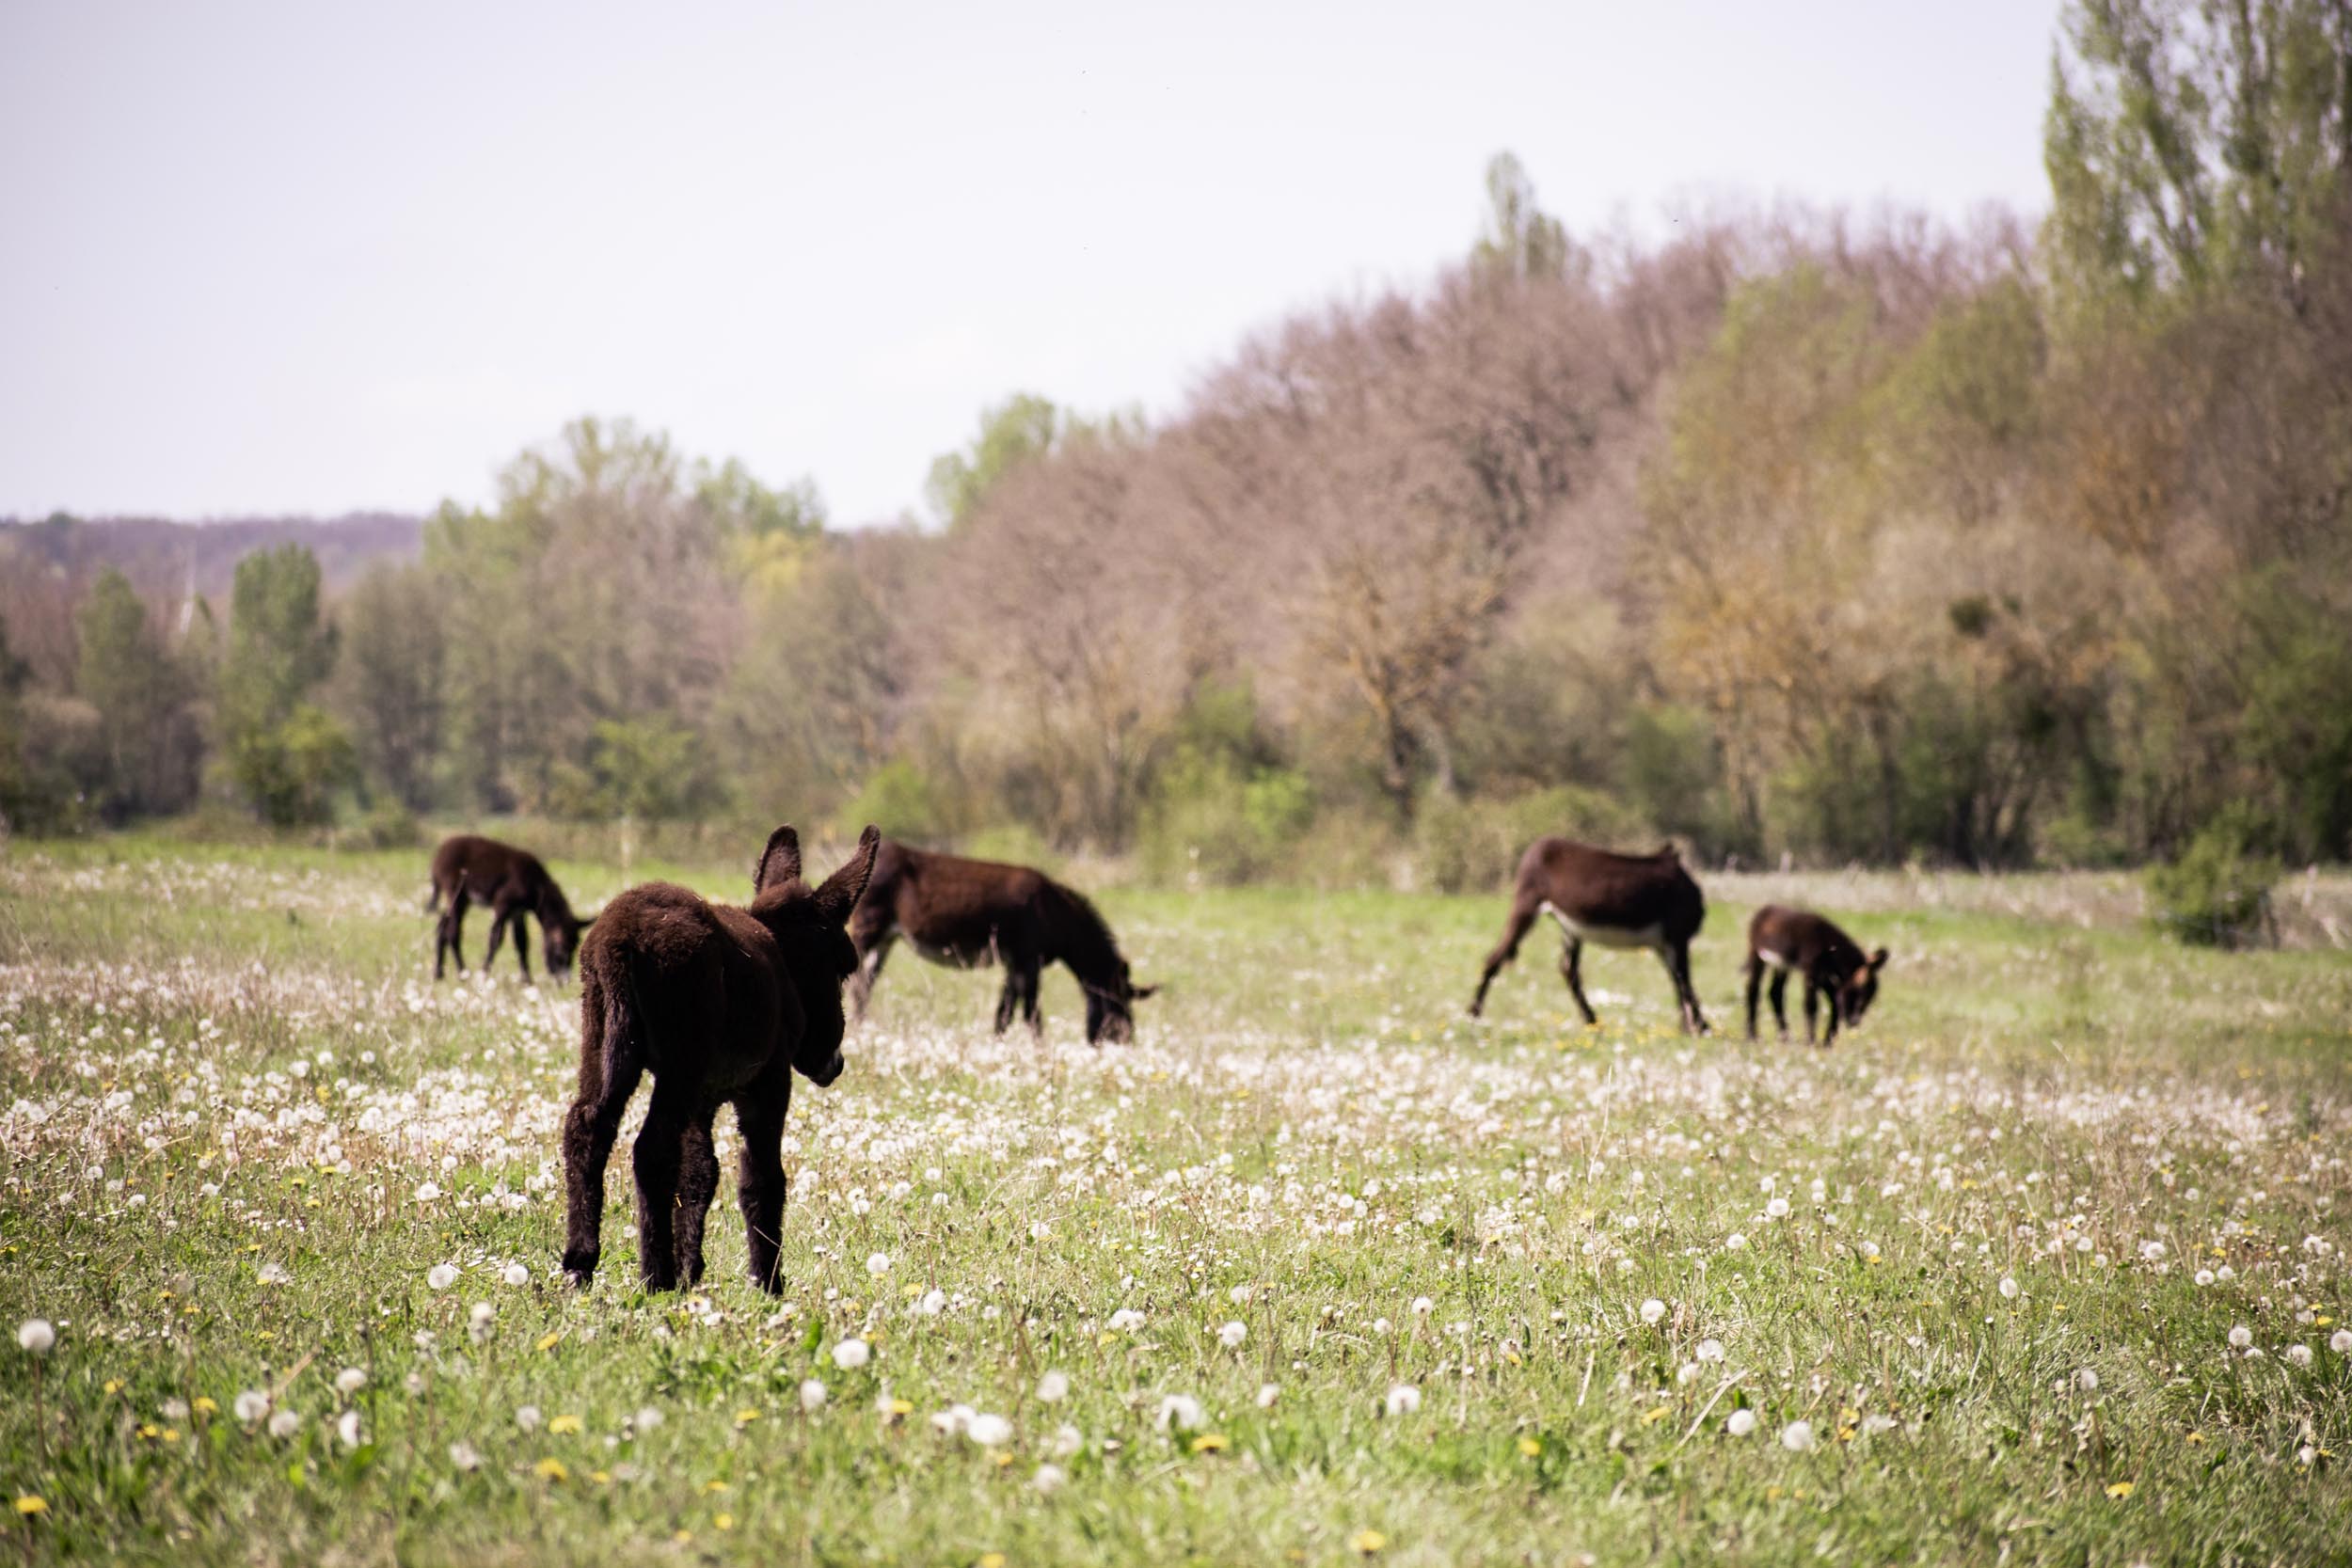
755;826;803;894
814;825;882;924
1869;947;1890;971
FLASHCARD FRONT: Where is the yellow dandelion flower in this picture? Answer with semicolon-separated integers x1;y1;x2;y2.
1517;1436;1542;1457
1191;1433;1229;1453
702;1480;729;1495
534;1332;562;1353
978;1555;1006;1568
1351;1530;1387;1555
673;1531;693;1546
1641;1407;1671;1425
103;1380;122;1395
735;1408;762;1426
2105;1481;2135;1499
548;1415;583;1435
161;1428;179;1442
193;1397;217;1416
714;1513;735;1531
137;1424;159;1440
2186;1432;2204;1445
14;1497;47;1517
533;1458;568;1482
590;1471;611;1485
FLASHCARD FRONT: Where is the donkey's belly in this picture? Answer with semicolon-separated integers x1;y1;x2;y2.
1541;902;1663;951
910;936;995;970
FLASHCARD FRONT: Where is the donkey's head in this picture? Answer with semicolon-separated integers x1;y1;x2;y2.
1084;965;1160;1046
542;911;591;980
751;824;882;1086
1836;947;1890;1031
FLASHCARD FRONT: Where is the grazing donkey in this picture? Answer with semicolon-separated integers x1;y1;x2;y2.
848;840;1156;1044
1469;838;1710;1033
1743;905;1887;1047
561;825;879;1293
427;834;591;983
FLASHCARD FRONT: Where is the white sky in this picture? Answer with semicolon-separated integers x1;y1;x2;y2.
1;0;2061;527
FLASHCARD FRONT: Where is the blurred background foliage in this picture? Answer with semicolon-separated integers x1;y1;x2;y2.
4;1;2348;938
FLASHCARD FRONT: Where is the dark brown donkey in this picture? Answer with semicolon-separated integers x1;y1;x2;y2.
427;835;591;982
561;825;879;1293
1469;838;1710;1033
1743;906;1887;1047
848;840;1156;1044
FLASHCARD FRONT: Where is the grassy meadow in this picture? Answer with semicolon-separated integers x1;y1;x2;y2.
1;834;2349;1566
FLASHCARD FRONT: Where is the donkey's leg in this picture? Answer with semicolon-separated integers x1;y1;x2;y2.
510;907;534;983
482;908;510;974
444;891;471;975
674;1106;720;1286
1767;970;1791;1040
1019;957;1043;1037
735;1090;790;1293
561;978;642;1287
1470;895;1540;1017
1821;986;1844;1049
1671;941;1709;1036
1558;937;1598;1026
848;933;894;1021
631;1077;693;1292
993;969;1021;1035
1743;956;1764;1040
1802;979;1820;1046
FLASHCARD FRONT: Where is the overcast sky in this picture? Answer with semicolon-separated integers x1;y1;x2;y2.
1;0;2061;527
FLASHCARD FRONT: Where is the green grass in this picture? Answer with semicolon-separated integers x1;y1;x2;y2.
2;834;2349;1565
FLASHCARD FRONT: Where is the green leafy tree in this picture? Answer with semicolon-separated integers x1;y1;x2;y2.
1472;151;1572;281
926;393;1063;529
330;563;446;812
73;568;201;819
220;545;348;824
2045;0;2352;305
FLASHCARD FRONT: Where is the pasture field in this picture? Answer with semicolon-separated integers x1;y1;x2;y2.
2;836;2350;1567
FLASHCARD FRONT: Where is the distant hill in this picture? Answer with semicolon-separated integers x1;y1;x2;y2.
0;512;425;605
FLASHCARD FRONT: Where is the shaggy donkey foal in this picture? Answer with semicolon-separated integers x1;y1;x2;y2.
1743;905;1888;1047
561;825;879;1293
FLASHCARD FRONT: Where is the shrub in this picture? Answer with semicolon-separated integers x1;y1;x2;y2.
1138;752;1317;887
840;760;950;843
2148;804;2280;948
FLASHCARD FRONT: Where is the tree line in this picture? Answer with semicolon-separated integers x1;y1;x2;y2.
4;0;2347;898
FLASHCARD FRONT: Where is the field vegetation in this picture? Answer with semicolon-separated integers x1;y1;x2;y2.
2;838;2347;1564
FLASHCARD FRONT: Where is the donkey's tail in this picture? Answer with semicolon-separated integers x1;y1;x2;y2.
422;880;443;915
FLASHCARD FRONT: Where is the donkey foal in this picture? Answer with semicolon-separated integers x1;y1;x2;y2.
561;825;878;1293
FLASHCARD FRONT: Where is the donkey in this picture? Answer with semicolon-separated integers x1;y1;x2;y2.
561;825;879;1293
1469;837;1709;1033
427;834;591;983
1743;906;1887;1047
847;840;1156;1044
